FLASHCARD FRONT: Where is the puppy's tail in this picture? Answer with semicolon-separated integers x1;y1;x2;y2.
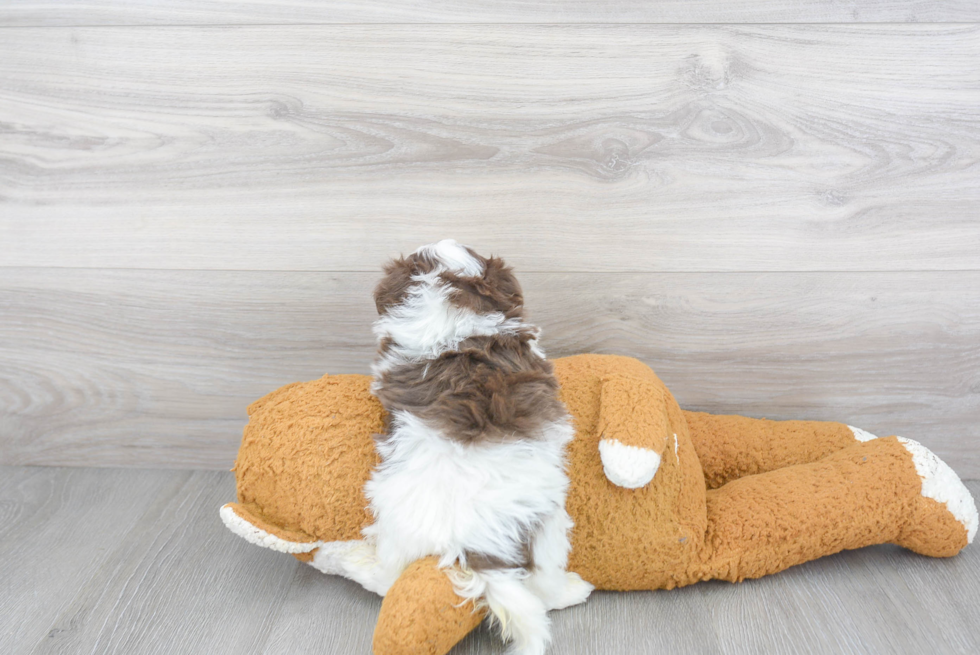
448;566;550;655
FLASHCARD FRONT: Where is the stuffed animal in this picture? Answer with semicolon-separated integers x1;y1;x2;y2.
220;354;977;655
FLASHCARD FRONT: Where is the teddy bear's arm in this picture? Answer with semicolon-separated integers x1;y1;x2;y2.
596;374;670;488
373;556;485;655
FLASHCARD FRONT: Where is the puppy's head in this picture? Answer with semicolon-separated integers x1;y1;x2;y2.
373;239;524;320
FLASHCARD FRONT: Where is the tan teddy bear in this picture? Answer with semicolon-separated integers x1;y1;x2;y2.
220;354;977;655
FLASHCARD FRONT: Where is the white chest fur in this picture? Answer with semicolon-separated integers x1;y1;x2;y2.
363;410;574;573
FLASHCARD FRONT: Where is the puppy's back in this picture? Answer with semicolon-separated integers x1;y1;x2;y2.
376;332;565;444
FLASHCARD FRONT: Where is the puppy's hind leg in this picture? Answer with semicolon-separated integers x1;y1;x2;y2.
526;509;594;610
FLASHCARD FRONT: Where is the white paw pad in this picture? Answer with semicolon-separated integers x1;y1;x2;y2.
897;437;978;544
598;439;661;488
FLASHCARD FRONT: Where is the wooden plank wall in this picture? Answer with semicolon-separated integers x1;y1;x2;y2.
1;4;978;476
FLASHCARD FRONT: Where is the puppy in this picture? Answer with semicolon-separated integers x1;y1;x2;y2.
363;239;593;655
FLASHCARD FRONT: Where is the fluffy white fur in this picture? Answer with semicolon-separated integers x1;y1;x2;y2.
364;412;574;578
365;240;591;655
308;540;392;596
598;438;661;488
415;239;486;276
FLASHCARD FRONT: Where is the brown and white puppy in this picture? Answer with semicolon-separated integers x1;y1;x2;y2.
362;240;593;655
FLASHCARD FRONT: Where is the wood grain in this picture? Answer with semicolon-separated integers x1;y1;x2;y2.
1;268;977;476
1;468;978;654
260;567;380;655
1;1;978;26
2;25;978;272
32;470;299;655
697;532;980;654
0;467;184;653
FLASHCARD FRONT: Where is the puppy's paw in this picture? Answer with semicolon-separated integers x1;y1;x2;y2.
598;439;660;488
548;571;594;610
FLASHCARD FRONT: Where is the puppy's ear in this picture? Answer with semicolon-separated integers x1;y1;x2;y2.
373;252;440;314
443;255;524;318
481;256;524;316
373;257;416;314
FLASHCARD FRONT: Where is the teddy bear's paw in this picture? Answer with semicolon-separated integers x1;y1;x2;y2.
219;504;319;553
895;437;978;556
598;439;660;488
546;571;594;611
848;425;878;442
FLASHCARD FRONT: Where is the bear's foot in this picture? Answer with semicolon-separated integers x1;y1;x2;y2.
895;437;978;557
848;425;879;442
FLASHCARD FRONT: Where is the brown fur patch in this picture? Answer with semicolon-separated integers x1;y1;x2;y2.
377;336;395;357
373;251;440;315
375;333;565;443
439;255;525;320
465;532;536;571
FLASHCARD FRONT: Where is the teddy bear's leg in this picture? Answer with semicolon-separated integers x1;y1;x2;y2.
683;410;872;489
696;436;977;584
373;556;484;655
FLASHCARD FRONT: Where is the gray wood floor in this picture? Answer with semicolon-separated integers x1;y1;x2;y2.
1;465;977;655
